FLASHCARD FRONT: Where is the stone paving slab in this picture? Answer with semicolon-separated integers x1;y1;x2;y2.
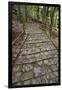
12;22;59;86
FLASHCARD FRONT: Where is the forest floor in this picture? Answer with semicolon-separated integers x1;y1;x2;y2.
12;20;59;86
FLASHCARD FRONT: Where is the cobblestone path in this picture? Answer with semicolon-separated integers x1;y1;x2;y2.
12;22;58;86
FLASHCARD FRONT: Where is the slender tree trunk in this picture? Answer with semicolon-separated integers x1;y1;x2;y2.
17;5;21;22
50;7;56;37
25;6;27;22
37;7;39;20
22;5;26;34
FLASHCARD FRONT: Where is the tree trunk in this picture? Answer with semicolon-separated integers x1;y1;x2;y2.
50;7;56;37
37;7;39;20
17;5;21;22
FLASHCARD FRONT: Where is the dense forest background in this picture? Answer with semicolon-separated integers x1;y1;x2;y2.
12;4;59;48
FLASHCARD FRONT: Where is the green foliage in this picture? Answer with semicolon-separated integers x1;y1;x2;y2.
12;4;59;35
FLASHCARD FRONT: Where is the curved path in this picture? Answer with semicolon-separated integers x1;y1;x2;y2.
12;22;58;86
